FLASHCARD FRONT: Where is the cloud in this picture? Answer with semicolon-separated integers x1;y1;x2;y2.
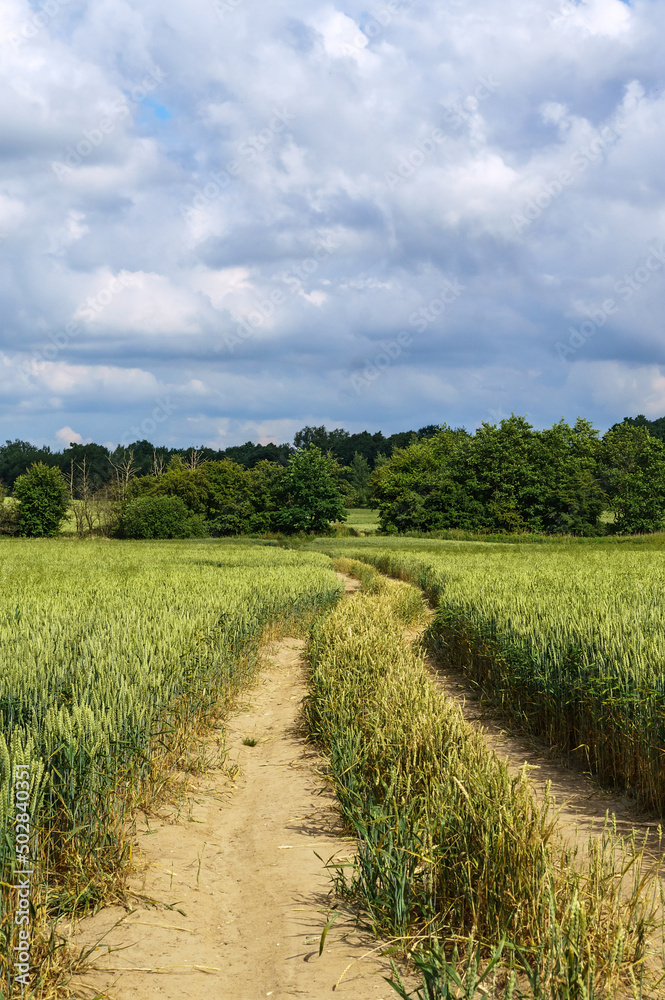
55;425;83;446
0;0;663;449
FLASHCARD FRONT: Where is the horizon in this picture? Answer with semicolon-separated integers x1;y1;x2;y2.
2;411;654;456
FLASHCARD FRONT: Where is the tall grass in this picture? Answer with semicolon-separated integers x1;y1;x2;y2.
309;537;665;812
0;538;342;997
305;558;663;999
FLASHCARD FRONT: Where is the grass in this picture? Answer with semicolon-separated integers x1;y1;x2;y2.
343;508;380;533
0;538;342;997
308;535;665;812
306;557;664;998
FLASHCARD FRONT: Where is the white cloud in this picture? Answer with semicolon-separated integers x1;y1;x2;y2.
55;425;83;446
558;0;632;39
311;9;367;61
568;361;665;419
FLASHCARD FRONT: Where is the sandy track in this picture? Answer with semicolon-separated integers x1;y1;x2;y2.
426;647;662;851
70;585;393;999
68;566;662;1000
400;596;660;851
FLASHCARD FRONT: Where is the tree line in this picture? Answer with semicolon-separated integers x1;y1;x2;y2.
372;416;665;535
0;446;348;538
0;423;440;503
2;414;665;538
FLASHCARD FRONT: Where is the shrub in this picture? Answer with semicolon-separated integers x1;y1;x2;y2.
0;497;20;536
120;495;209;539
13;462;70;537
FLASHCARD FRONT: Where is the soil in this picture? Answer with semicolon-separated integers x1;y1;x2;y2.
422;637;665;990
69;572;397;1000
67;570;663;999
425;650;662;852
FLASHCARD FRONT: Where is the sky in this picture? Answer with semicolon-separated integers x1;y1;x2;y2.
1;0;664;451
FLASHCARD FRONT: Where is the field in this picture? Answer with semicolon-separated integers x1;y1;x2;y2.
341;507;380;532
4;531;665;997
0;538;341;995
306;558;663;997
310;535;665;810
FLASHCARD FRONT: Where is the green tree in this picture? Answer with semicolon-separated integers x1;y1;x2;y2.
273;446;347;533
57;442;112;491
222;440;293;468
121;496;208;539
201;459;261;535
466;416;543;532
0;480;18;535
110;440;176;477
613;412;665;443
536;418;605;535
0;439;57;490
347;452;373;506
602;422;665;533
370;417;605;536
248;460;288;532
127;456;285;535
13;462;70;537
128;458;209;514
370;427;483;533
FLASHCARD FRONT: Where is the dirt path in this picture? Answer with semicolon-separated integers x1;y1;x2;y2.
69;576;394;1000
67;570;662;999
425;645;661;851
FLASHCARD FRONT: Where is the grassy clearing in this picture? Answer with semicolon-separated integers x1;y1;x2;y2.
0;538;341;997
342;508;380;533
306;558;664;998
309;536;665;812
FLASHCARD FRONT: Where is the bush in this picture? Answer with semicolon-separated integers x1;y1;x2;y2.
0;498;20;536
13;462;70;537
120;496;209;539
0;482;19;536
127;458;282;536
